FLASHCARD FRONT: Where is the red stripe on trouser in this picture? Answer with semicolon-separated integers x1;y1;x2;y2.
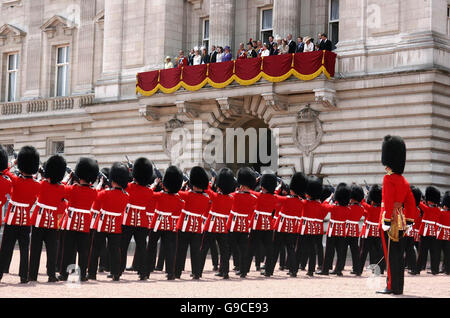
380;229;391;290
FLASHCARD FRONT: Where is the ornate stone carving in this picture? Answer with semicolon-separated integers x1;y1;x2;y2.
138;106;160;121
261;92;289;111
175;100;199;119
216;97;242;118
0;24;26;46
293;105;323;156
313;88;337;108
41;15;76;38
163;115;187;157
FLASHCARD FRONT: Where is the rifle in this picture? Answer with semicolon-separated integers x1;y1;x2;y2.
125;155;133;170
364;180;370;192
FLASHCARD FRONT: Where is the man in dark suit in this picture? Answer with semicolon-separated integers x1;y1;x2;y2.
319;33;332;51
296;37;304;53
209;45;217;63
268;36;275;55
287;34;296;54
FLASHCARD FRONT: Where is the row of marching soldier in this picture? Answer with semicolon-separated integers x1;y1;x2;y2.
0;135;448;295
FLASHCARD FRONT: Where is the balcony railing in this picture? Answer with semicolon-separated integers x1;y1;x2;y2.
0;94;95;116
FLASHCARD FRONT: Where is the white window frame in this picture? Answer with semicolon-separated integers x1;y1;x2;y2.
202;18;209;49
260;8;273;43
328;0;339;47
47;138;65;156
55;45;70;97
6;53;19;102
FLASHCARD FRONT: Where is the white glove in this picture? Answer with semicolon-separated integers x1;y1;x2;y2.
382;223;391;232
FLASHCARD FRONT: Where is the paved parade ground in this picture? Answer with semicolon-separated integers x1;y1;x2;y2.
0;250;449;298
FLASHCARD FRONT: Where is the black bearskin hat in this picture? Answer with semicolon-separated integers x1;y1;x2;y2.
260;172;277;194
350;184;364;203
216;167;236;195
425;186;440;205
442;191;450;209
110;162;130;189
163;165;183;194
306;176;323;200
75;157;99;184
132;157;153;186
368;184;382;205
334;183;351;206
17;146;40;175
44;155;67;184
410;186;422;207
290;172;307;197
237;167;256;189
381;135;406;175
189;166;209;190
320;184;334;202
0;145;8;171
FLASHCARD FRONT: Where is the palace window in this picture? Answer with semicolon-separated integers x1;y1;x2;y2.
6;53;19;102
261;8;273;44
49;140;65;155
202;18;209;50
55;45;70;97
329;0;339;49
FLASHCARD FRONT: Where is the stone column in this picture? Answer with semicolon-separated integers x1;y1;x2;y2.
209;0;235;49
273;0;300;39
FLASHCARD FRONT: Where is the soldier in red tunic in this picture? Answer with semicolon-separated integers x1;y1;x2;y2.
200;168;236;279
0;146;41;284
58;157;99;282
28;155;67;283
297;176;325;277
145;166;184;280
227;167;257;278
416;186;441;275
437;192;450;275
119;158;154;280
0;146;12;216
317;183;351;276
264;172;306;277
359;184;385;275
404;186;422;275
346;184;365;275
89;162;129;281
377;135;416;295
175;166;211;280
245;172;279;276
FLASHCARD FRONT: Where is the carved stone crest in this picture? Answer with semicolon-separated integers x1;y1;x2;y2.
163;115;187;156
293;105;323;156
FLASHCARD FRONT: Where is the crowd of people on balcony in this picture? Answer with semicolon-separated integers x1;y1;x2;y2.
164;33;333;69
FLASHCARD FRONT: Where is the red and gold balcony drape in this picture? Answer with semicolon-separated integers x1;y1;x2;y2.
136;50;336;97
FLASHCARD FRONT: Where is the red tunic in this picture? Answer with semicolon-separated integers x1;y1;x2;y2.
436;209;450;241
413;209;422;242
380;173;416;228
360;201;381;238
149;192;184;232
299;199;326;235
346;203;365;237
92;188;129;234
227;191;257;233
273;196;304;233
177;191;211;234
405;205;421;239
122;182;154;228
60;184;98;233
249;192;279;231
203;191;233;233
322;202;349;237
418;202;442;237
31;180;66;229
3;172;40;226
0;172;12;226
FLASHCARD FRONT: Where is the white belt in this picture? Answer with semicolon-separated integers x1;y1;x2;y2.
36;202;57;211
302;217;323;223
437;224;450;230
279;212;300;220
230;211;248;233
422;220;435;225
69;207;91;214
155;210;172;216
10;200;29;208
328;219;345;237
182;209;202;218
366;221;379;226
181;209;202;232
330;219;345;224
172;216;180;219
230;211;248;217
423;219;435;236
100;209;122;217
128;204;146;211
146;212;155;216
210;211;228;218
346;220;360;225
254;210;272;216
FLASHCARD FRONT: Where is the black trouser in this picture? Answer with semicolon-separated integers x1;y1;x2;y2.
381;231;406;294
437;239;450;274
210;238;219;268
229;237;240;269
417;235;440;274
120;226;148;275
322;236;346;274
200;232;230;276
245;230;273;274
296;235;305;269
28;227;58;280
145;230;176;277
279;245;286;268
228;232;249;275
156;239;165;271
404;236;417;272
0;225;30;280
60;230;90;278
175;232;202;277
359;236;385;274
298;234;319;273
55;230;65;273
88;231;121;277
266;232;296;275
345;236;360;273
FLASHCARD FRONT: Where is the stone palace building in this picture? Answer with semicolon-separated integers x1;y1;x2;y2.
0;0;448;190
